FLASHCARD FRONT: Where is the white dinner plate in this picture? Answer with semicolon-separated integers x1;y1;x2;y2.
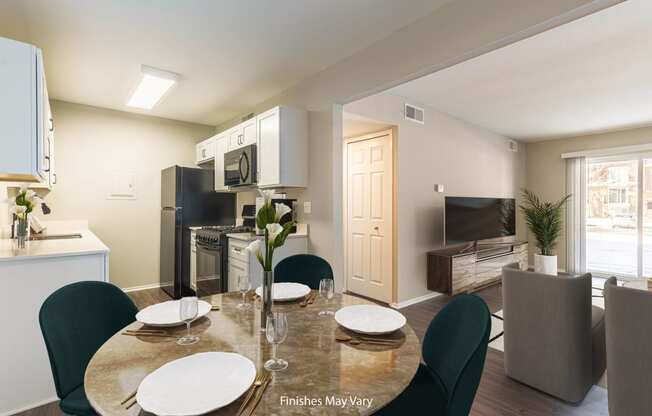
335;305;407;335
255;282;311;302
135;300;212;327
137;352;256;416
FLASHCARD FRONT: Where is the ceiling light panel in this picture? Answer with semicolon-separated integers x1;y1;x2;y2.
127;65;179;109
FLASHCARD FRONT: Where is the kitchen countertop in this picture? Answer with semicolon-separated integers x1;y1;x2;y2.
227;223;308;242
0;224;109;262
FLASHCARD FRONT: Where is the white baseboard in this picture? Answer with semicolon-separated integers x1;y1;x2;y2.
390;292;441;309
122;282;161;293
1;396;58;416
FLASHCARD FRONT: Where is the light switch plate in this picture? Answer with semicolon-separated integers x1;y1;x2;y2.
434;184;445;193
303;201;312;214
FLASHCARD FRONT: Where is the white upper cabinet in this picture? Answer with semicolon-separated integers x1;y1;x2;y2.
213;133;230;192
0;37;50;183
257;106;308;188
227;118;257;150
195;136;215;165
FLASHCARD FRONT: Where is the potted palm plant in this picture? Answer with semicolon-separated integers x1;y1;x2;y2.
520;189;570;275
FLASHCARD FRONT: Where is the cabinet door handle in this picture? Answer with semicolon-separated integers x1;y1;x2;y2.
52;173;57;184
49;118;54;132
44;156;51;172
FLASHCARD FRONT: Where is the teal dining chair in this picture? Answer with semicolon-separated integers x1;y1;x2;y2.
375;294;491;416
39;281;138;416
274;254;333;290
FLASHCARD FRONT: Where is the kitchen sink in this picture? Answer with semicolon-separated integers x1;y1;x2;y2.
29;233;83;241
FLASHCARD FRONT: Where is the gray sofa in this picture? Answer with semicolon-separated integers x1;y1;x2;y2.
501;263;606;402
604;277;652;415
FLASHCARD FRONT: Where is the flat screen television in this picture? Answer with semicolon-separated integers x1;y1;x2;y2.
444;196;516;245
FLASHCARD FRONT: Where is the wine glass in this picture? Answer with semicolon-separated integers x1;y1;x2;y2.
318;278;335;316
264;312;289;371
177;297;199;345
237;274;251;309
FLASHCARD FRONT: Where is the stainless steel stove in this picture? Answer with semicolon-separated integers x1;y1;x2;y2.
193;225;254;296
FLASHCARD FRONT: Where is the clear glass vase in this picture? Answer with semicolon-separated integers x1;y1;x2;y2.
260;270;274;331
14;216;29;249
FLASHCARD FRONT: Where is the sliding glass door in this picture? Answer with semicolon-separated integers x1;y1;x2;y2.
586;155;652;278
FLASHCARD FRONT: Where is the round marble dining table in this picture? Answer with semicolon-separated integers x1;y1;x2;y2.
84;292;421;416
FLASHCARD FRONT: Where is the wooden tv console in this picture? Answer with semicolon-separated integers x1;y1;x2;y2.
427;241;528;295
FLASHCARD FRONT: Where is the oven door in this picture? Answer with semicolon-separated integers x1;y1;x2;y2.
195;242;224;297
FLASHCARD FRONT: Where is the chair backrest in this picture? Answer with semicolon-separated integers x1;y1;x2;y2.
422;294;490;416
273;254;333;290
501;263;593;402
604;277;652;415
39;281;138;399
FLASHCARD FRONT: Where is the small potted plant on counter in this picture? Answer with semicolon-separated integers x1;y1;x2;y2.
520;189;570;275
246;190;295;330
8;185;43;249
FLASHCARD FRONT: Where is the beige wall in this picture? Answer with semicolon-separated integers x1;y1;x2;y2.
210;0;618;292
346;93;527;303
41;101;213;289
526;125;652;268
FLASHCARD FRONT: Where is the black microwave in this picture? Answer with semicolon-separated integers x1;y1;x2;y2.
224;144;257;187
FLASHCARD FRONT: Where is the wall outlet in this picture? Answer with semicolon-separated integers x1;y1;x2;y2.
434;184;445;193
303;201;312;214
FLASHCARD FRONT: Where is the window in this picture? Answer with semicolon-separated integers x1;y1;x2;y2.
608;188;627;204
585;156;652;278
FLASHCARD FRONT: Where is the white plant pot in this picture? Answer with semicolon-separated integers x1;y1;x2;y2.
534;254;557;275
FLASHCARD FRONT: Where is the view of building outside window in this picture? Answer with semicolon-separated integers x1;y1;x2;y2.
586;158;652;277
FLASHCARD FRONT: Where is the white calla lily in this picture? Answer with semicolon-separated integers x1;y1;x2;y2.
274;203;291;221
19;184;29;194
257;189;275;206
266;223;283;244
246;239;264;264
25;190;36;200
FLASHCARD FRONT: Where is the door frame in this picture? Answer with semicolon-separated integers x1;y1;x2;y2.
342;128;397;304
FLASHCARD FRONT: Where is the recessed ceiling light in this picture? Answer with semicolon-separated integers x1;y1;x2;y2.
127;65;179;109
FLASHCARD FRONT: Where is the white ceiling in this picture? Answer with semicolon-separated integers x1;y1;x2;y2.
387;0;652;142
0;0;450;126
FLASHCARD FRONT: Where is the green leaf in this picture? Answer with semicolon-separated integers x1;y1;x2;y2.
272;222;295;248
256;203;276;230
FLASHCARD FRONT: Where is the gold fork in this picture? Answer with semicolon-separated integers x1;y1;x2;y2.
236;372;268;416
243;373;271;416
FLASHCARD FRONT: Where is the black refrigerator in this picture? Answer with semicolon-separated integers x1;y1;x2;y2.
160;166;235;298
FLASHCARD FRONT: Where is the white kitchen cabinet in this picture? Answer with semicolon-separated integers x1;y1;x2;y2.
227;118;257;150
196;136;215;165
227;235;308;291
228;257;249;292
256;106;308;188
0;37;50;183
213;133;231;192
0;225;108;415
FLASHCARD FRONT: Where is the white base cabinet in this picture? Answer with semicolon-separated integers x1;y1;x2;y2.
0;252;108;416
227;236;308;291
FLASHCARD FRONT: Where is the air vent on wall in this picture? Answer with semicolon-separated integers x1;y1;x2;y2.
508;140;518;152
404;103;424;124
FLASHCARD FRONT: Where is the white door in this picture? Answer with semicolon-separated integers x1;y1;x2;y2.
346;132;393;303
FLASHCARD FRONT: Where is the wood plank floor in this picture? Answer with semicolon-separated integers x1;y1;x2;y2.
17;284;607;416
